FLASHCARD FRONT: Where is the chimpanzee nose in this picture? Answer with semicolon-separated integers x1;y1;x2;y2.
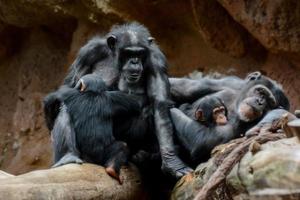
256;98;265;106
130;58;139;64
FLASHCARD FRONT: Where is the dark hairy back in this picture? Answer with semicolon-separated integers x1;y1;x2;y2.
62;90;114;157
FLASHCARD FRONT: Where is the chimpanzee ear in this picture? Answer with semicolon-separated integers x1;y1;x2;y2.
195;110;204;121
148;37;155;44
75;79;86;92
268;93;278;108
107;35;117;50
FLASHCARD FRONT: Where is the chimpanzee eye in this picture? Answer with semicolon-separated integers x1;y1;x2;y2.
219;106;225;113
148;37;155;44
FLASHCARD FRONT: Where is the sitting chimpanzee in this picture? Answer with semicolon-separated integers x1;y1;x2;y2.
169;72;290;166
179;95;228;127
44;22;191;179
45;74;141;183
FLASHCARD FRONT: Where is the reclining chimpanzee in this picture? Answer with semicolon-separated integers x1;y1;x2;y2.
44;22;191;179
169;72;290;166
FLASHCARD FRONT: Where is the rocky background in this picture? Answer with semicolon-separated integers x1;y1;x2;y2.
0;0;299;175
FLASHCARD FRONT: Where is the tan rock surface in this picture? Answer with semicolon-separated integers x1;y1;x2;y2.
218;0;300;54
0;163;146;200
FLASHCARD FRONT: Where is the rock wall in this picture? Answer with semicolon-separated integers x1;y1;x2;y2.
0;0;299;174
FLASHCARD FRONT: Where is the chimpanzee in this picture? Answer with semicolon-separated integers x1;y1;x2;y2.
169;75;245;104
179;95;228;127
169;72;290;166
45;74;140;183
170;108;236;166
44;22;191;178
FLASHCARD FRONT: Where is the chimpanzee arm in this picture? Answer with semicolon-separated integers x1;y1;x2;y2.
170;108;235;162
43;85;74;131
178;103;197;120
147;52;192;178
52;103;83;167
169;108;203;153
169;78;219;103
170;108;227;154
43;92;61;131
169;77;244;103
246;109;296;137
63;37;117;88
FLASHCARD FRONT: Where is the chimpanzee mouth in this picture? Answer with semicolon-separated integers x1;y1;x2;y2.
126;74;141;83
238;103;263;122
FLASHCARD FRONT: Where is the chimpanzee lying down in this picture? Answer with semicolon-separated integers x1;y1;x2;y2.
169;72;290;167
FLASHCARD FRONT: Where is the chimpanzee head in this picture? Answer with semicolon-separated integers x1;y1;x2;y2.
236;84;277;122
194;96;228;126
75;74;107;93
246;72;290;111
236;72;290;122
106;23;155;84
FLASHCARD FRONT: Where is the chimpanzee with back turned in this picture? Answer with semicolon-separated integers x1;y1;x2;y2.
169;72;290;166
45;74;141;183
44;22;192;179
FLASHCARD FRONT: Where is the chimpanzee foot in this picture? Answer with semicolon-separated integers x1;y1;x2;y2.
52;153;83;168
161;153;193;179
105;166;123;184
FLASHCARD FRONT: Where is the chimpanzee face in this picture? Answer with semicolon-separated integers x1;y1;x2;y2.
237;85;277;122
194;96;228;126
212;106;227;125
118;46;147;83
106;27;154;84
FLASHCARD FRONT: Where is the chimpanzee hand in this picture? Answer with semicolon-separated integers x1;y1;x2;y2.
245;123;274;138
161;151;193;179
246;109;296;138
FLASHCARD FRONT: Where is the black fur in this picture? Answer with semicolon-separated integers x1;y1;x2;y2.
170;72;290;166
109;23;192;178
46;74;140;179
44;22;191;179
